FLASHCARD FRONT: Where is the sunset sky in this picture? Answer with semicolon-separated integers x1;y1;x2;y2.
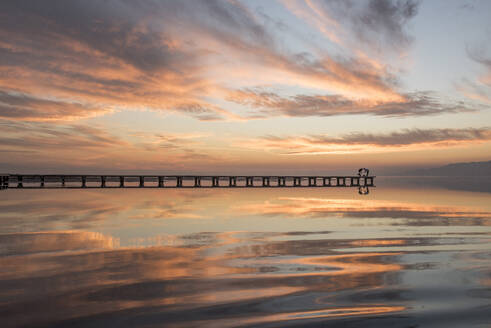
1;0;490;174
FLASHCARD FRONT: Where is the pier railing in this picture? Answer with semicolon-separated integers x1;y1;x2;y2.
0;169;375;194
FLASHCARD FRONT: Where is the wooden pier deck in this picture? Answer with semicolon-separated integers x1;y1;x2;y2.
0;169;375;193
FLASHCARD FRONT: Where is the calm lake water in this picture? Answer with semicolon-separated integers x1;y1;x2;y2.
1;177;490;327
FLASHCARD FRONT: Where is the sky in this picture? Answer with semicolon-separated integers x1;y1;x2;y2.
0;0;490;175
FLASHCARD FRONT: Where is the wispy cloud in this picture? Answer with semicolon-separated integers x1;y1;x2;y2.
0;0;269;121
0;121;128;149
281;0;419;54
457;45;491;103
236;127;491;155
0;120;220;170
0;90;110;121
228;89;476;118
0;0;426;122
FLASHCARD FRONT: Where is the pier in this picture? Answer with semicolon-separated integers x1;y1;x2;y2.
0;169;375;194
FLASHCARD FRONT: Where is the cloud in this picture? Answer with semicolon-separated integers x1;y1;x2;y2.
258;51;403;102
344;0;419;50
132;131;213;155
237;127;491;155
0;0;269;121
0;120;220;170
468;47;491;73
309;127;491;146
0;90;110;121
281;0;419;54
457;79;491;104
0;0;480;128
0;0;421;123
458;45;491;103
228;89;477;118
0;121;128;149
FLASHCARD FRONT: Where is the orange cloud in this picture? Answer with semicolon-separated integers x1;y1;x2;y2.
0;121;225;172
0;91;111;121
228;89;477;118
0;0;423;123
235;128;491;155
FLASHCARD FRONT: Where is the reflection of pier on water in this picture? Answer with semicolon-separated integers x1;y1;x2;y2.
0;169;375;194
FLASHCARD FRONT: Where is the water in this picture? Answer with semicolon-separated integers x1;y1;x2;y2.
1;177;490;327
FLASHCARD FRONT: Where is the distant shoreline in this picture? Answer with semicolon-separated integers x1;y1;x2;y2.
396;160;491;177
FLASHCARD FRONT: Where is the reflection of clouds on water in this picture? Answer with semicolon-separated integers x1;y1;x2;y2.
378;176;491;194
1;186;490;235
2;227;490;327
0;189;219;232
235;197;491;223
0;230;118;256
0;185;490;327
0;230;406;327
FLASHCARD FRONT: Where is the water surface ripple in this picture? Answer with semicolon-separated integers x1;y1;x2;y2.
0;178;490;327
